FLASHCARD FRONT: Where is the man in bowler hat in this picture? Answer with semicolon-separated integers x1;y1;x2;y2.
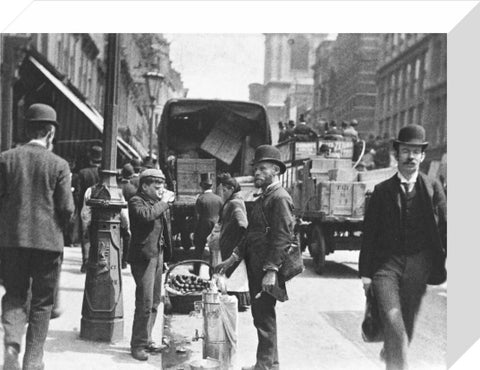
0;103;75;370
216;145;294;370
127;168;175;361
359;124;447;370
193;174;223;274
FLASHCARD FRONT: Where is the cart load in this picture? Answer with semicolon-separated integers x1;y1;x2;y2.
277;139;397;274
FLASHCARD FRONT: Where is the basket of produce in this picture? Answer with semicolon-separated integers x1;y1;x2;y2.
164;259;213;314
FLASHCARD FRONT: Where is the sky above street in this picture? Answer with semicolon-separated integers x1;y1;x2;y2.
164;34;265;101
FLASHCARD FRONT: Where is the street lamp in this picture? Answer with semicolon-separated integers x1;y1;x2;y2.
143;71;164;157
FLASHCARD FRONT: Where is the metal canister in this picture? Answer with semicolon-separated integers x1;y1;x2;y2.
202;291;231;369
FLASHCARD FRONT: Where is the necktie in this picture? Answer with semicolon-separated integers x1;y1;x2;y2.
402;183;411;194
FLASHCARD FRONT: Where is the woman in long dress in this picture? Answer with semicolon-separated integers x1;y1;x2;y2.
218;174;250;311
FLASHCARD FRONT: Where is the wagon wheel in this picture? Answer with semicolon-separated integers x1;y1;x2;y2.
309;224;326;275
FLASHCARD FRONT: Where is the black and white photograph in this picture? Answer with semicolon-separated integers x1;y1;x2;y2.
1;1;477;369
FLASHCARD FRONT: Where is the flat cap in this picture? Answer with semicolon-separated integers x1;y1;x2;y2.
139;168;165;180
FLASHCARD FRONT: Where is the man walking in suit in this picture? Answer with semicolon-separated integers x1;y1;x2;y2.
193;174;223;274
359;124;447;370
0;103;75;370
216;145;293;370
127;169;175;361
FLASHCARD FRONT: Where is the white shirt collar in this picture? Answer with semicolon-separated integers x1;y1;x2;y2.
28;139;47;148
204;189;213;193
397;171;418;184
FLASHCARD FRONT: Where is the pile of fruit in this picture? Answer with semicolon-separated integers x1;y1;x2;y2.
168;274;210;295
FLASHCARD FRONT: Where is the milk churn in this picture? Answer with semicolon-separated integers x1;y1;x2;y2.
194;282;238;370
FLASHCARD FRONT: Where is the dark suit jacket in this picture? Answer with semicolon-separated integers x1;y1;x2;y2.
194;191;223;242
127;191;172;263
0;142;75;252
78;165;100;211
359;172;447;285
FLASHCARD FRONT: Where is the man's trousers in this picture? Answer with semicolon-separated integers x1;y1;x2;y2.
130;252;163;350
372;249;432;370
247;262;279;370
1;248;62;370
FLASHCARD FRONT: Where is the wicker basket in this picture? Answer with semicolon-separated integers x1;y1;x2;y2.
165;259;213;314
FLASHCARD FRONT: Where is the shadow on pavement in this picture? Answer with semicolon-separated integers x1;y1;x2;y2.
44;330;163;366
302;256;359;279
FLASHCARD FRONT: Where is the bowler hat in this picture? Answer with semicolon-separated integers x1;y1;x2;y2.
25;103;58;126
89;145;103;163
199;173;213;186
253;145;286;174
121;163;135;180
130;158;142;172
393;124;428;149
139;168;165;180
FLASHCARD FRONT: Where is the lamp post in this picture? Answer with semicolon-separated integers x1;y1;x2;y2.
143;71;164;157
80;33;126;342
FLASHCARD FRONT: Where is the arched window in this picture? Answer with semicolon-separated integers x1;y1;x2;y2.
289;35;309;71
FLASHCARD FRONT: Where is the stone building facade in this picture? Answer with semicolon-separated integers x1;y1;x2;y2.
312;34;382;138
375;33;447;160
0;33;186;159
249;33;327;144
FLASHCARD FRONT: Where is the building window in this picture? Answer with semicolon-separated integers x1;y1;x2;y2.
400;111;406;127
417;103;424;125
408;107;415;125
290;35;309;71
392;114;399;136
56;35;63;71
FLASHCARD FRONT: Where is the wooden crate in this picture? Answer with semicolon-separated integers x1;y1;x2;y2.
277;141;293;162
295;142;317;161
311;157;351;172
317;140;354;159
200;120;244;165
316;181;366;218
176;159;216;195
328;168;358;182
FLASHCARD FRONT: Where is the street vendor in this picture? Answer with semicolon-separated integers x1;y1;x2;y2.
216;145;294;370
127;169;175;361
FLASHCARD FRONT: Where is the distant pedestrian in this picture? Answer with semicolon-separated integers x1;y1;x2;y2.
78;145;102;272
324;120;343;140
277;121;288;143
193;174;223;275
120;163;138;201
0;103;74;370
293;114;318;141
359;124;447;370
130;157;142;188
128;169;175;361
343;119;359;141
142;156;155;170
284;120;295;140
216;145;294;370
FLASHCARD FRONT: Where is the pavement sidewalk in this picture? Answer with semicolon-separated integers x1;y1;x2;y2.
0;247;209;370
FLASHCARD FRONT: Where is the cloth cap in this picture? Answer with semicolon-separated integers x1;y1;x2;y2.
139;168;165;180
